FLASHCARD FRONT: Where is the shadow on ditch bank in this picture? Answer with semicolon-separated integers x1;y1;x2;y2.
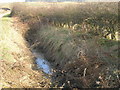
25;24;119;88
31;48;70;88
31;49;65;88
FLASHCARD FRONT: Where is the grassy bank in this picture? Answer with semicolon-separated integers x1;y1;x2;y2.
0;16;51;88
11;2;119;88
27;24;119;88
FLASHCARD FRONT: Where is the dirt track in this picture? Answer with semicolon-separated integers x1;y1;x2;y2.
0;11;10;18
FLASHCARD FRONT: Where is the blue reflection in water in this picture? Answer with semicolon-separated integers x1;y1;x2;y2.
36;58;52;75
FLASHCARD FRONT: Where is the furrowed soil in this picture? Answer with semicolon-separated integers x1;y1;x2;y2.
0;14;51;88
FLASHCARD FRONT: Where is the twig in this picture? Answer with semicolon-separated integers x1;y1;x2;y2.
83;68;87;77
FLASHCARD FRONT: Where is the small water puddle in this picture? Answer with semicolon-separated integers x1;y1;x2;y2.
32;50;53;75
36;58;52;75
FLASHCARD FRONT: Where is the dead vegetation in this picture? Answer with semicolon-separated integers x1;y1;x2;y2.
10;2;120;88
0;16;51;88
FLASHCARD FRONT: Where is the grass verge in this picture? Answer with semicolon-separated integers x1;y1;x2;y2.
0;17;51;88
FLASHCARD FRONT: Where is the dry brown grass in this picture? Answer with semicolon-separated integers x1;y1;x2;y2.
0;17;51;88
0;3;11;8
11;2;118;40
10;2;119;88
27;25;119;88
